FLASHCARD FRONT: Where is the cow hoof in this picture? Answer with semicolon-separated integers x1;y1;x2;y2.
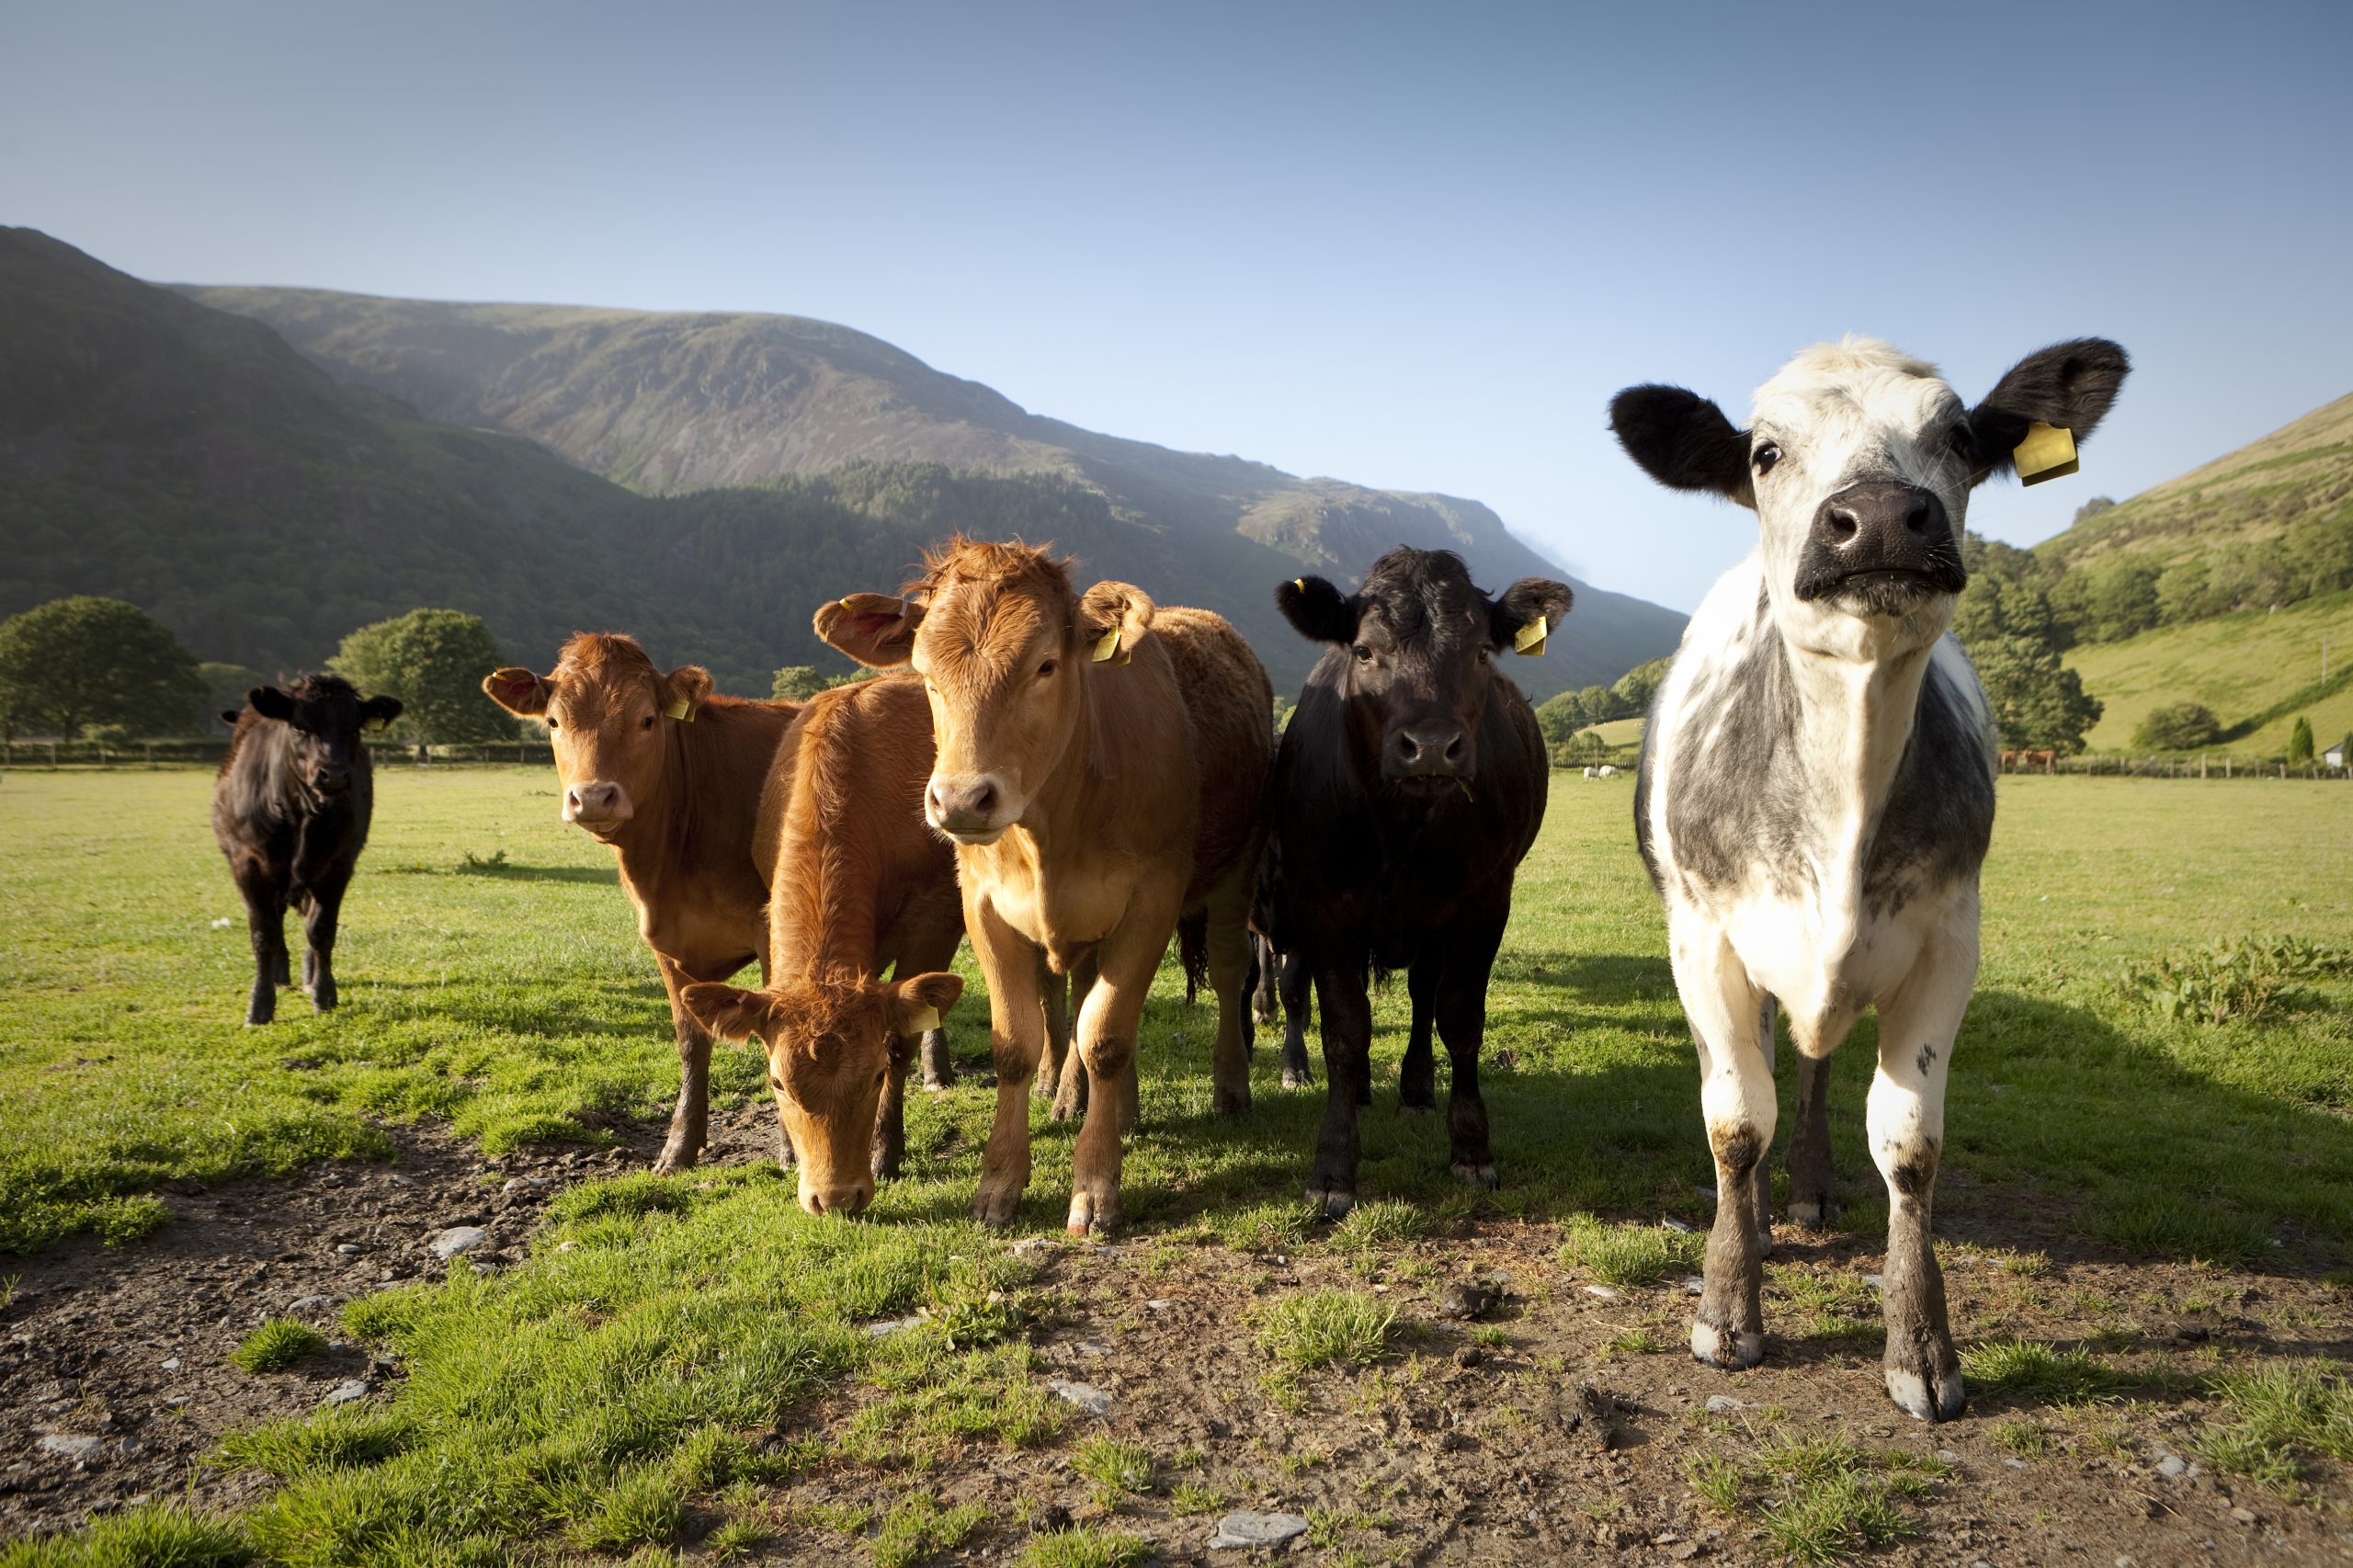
1306;1184;1356;1220
1066;1191;1120;1237
1211;1087;1250;1116
1450;1160;1499;1189
1279;1069;1312;1090
1690;1318;1765;1369
1400;1100;1438;1117
972;1174;1027;1228
1788;1198;1837;1231
1886;1362;1965;1423
244;1015;273;1028
651;1144;700;1176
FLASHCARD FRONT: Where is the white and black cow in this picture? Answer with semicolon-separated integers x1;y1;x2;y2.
1609;336;2128;1421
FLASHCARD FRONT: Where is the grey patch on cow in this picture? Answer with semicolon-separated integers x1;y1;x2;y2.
1915;1042;1938;1076
1211;1510;1312;1550
1859;654;1995;917
1047;1379;1112;1416
1891;1157;1937;1200
1655;587;1814;897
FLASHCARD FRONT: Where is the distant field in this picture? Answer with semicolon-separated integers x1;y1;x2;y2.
2066;587;2353;754
1585;715;1645;747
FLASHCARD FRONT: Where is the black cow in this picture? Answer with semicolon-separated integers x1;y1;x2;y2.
1260;548;1571;1215
212;674;403;1025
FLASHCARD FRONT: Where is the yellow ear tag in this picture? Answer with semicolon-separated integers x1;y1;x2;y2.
2014;421;2079;486
1292;578;1306;593
1093;627;1130;665
664;698;693;722
1513;616;1549;657
906;1005;941;1034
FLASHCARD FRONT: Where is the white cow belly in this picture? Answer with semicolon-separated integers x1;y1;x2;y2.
1708;883;1945;1054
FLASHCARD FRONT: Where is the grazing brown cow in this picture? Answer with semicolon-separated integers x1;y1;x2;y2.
819;539;1274;1235
483;634;800;1172
675;676;967;1216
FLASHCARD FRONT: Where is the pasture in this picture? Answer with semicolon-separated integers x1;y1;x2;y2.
2;767;2349;1566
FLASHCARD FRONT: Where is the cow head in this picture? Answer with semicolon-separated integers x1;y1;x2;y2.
483;634;714;838
1278;549;1570;792
247;675;402;799
815;539;1143;846
680;971;963;1217
1610;337;2128;660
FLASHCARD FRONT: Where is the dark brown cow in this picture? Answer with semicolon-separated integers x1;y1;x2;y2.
214;675;403;1025
483;634;800;1172
818;539;1274;1235
677;676;966;1215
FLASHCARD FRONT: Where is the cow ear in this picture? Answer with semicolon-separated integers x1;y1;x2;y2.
359;695;404;730
815;593;925;669
220;710;242;726
680;983;777;1043
1276;575;1358;644
1077;582;1155;665
662;665;712;722
889;972;964;1037
1966;338;2131;487
483;667;551;717
1608;384;1755;506
1489;578;1574;653
249;686;295;722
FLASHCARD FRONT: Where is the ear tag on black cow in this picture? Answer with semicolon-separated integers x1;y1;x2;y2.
665;698;695;722
2014;422;2079;486
905;1004;940;1034
366;716;392;733
1093;627;1130;666
1292;578;1306;593
1513;616;1549;657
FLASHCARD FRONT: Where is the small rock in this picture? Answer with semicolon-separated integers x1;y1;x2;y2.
285;1296;332;1315
1665;1543;1704;1562
1582;1284;1623;1301
1455;1345;1484;1369
160;1396;188;1411
1936;1449;1961;1465
1695;1185;1716;1199
1862;1274;1884;1290
2230;1507;2256;1525
426;1226;489;1260
2004;1458;2029;1470
1074;1341;1110;1358
210;917;235;928
1682;1276;1706;1296
1436;1280;1498;1320
323;1380;370;1407
159;1358;181;1371
865;1317;918;1337
1210;1510;1312;1550
334;1244;365;1256
39;1434;104;1460
1047;1379;1112;1416
1145;1299;1172;1312
1008;1236;1054;1257
1705;1395;1745;1415
2156;1453;2188;1479
1032;1503;1074;1534
1662;1217;1698;1234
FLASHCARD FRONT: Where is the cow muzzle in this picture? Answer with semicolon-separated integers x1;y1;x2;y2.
801;1176;875;1217
926;773;1011;844
1793;483;1964;608
563;780;633;831
1383;722;1472;785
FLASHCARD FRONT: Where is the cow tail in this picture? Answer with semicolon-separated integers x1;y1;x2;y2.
1177;910;1211;1006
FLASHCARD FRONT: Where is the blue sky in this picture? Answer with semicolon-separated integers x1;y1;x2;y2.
5;0;2347;610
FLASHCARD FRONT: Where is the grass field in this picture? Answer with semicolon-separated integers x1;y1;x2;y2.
3;766;2350;1563
2065;588;2353;755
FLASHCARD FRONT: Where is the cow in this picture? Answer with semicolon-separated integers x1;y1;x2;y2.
483;634;815;1173
1259;547;1571;1215
675;675;967;1216
213;675;404;1025
1609;335;2128;1421
817;538;1274;1236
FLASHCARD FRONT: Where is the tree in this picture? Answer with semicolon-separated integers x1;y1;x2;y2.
2084;562;2160;642
1971;636;2103;755
0;597;202;739
1608;657;1670;719
331;609;511;748
2073;496;2118;525
2132;702;2221;751
772;665;828;702
197;662;266;732
2288;715;2315;766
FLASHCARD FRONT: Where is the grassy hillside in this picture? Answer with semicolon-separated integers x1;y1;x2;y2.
2066;589;2353;756
179;282;1688;694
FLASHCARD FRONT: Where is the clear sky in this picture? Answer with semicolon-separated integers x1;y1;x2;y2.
5;0;2347;610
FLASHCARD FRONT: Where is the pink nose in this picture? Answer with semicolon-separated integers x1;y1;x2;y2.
926;776;1000;833
801;1181;873;1217
565;781;627;821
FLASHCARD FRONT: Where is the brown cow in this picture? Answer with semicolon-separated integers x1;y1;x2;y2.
818;538;1274;1236
674;676;967;1216
483;634;800;1172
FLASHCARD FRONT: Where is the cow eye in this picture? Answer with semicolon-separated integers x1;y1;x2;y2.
1351;642;1374;665
1753;442;1781;474
1948;423;1977;460
874;1067;888;1086
545;719;560;732
1037;658;1058;678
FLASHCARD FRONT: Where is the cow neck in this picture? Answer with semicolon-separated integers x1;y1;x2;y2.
769;699;879;986
989;660;1105;866
1781;627;1935;926
605;710;711;889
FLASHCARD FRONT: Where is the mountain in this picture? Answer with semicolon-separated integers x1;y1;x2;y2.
176;285;1686;693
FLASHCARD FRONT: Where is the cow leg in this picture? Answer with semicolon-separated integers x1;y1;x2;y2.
972;900;1047;1227
1305;956;1374;1218
1053;953;1098;1123
1435;912;1506;1187
873;1028;917;1181
301;880;346;1013
1278;949;1313;1089
1066;894;1176;1238
1034;949;1068;1107
1674;920;1772;1370
1205;871;1255;1116
918;1026;956;1090
654;955;713;1175
1398;960;1438;1112
1869;925;1975;1422
233;861;287;1026
1252;933;1279;1026
1787;1006;1839;1231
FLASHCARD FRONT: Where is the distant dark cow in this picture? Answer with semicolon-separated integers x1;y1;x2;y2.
213;675;403;1025
1261;548;1571;1214
483;635;804;1172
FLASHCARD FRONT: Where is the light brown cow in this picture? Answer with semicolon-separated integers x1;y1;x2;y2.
674;676;967;1216
819;539;1274;1235
483;634;798;1172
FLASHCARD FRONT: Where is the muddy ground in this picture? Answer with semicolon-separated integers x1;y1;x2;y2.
6;1105;2350;1564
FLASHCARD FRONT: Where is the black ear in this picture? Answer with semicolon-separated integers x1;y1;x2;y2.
220;710;242;726
249;686;294;722
360;695;404;726
1489;578;1574;650
1968;339;2131;483
1609;385;1754;505
1277;576;1359;644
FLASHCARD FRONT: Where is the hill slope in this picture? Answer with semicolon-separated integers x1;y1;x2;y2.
2064;589;2353;756
179;284;1686;693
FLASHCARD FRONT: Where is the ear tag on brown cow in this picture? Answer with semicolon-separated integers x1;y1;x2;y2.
2014;421;2079;486
664;698;694;722
1513;616;1549;657
906;1005;941;1034
1093;627;1130;666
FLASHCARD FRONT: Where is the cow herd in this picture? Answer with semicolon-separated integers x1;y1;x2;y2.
209;336;2129;1421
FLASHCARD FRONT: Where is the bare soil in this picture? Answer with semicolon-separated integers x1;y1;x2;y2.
6;1105;2351;1565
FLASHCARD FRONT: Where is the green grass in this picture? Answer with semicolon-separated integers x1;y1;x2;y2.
1071;1436;1155;1509
228;1318;329;1373
1683;1431;1927;1564
6;769;2353;1562
1558;1213;1704;1286
0;1500;254;1567
2063;589;2353;756
2198;1359;2353;1488
1016;1525;1152;1568
872;1494;990;1568
1961;1338;2128;1405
